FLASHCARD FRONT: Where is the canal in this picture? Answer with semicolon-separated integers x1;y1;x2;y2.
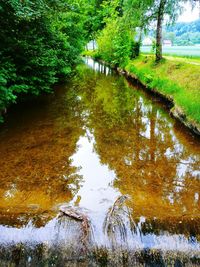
0;58;199;266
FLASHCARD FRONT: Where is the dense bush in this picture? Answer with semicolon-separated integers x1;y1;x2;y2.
97;19;132;68
130;41;141;59
0;0;85;121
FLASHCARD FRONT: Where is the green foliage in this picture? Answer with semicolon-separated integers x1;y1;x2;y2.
97;19;132;67
0;0;86;121
130;41;141;58
123;0;195;60
1;0;199;122
83;0;106;41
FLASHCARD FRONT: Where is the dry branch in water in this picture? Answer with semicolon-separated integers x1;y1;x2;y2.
59;207;91;249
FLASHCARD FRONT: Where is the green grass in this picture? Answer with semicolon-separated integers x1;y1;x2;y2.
141;45;200;59
126;55;200;124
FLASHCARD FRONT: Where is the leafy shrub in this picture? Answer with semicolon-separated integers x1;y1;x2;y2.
97;19;132;68
130;41;140;59
0;0;85;121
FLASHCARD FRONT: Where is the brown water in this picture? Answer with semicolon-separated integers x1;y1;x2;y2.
0;58;200;266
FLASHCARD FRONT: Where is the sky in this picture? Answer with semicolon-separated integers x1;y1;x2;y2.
178;2;200;22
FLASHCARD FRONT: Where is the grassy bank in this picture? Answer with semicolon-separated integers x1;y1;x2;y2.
83;51;200;134
125;56;200;130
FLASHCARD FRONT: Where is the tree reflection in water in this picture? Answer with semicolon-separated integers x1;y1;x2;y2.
77;60;200;238
0;59;199;265
0;84;85;226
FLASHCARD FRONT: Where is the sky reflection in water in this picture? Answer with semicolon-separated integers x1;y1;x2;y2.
0;58;199;259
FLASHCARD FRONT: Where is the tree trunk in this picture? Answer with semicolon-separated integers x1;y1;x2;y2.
156;0;166;62
138;27;143;45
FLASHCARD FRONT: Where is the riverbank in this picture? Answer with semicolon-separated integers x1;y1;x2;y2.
83;51;200;135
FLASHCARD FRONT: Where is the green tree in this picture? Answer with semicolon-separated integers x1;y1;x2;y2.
123;0;154;54
83;0;105;43
147;0;198;61
123;0;198;61
97;18;132;67
0;0;87;122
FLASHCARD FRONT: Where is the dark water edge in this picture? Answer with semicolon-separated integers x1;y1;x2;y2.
0;58;199;266
0;245;200;267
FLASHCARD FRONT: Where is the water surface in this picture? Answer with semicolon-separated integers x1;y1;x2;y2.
0;58;200;266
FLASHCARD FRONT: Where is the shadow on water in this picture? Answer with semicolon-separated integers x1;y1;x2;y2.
0;57;199;266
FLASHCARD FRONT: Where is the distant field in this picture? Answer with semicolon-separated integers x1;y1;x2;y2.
141;45;200;58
